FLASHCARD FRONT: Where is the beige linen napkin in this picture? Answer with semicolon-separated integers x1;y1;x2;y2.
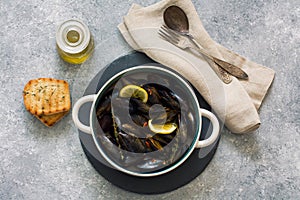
118;0;275;134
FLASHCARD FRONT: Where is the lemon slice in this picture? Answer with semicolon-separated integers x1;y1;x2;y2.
148;119;177;134
119;84;148;103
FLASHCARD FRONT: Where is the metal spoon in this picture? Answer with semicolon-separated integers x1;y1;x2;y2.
163;6;248;81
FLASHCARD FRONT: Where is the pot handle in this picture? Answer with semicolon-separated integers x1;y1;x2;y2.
72;94;96;135
195;109;220;148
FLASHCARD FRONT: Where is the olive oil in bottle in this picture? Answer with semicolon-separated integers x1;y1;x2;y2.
56;19;94;64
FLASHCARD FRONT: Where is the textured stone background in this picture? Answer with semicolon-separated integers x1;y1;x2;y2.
0;0;299;199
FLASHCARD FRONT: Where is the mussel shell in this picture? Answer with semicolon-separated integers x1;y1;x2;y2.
152;134;173;145
148;138;163;150
129;98;150;114
130;114;148;127
117;131;147;153
98;114;113;133
158;89;180;110
143;84;161;105
96;96;111;118
121;122;151;138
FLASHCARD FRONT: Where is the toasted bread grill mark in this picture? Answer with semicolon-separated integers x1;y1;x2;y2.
35;111;68;127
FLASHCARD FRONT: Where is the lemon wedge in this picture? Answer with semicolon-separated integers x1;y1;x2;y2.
119;84;148;103
148;119;177;134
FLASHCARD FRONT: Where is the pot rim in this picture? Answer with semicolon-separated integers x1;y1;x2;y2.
90;65;202;177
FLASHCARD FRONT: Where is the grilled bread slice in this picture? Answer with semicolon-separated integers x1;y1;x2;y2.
23;78;71;116
35;111;68;127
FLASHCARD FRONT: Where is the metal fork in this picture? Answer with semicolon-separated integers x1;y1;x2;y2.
158;25;248;81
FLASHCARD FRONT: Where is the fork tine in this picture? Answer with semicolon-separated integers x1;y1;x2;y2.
159;26;180;43
161;25;181;41
158;32;177;45
158;29;179;44
158;29;177;43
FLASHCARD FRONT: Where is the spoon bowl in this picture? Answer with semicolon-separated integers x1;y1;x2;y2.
163;6;189;34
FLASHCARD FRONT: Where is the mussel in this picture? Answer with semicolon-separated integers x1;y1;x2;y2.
143;84;161;104
129;98;150;114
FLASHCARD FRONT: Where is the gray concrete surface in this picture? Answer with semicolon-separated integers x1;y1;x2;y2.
0;0;299;199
